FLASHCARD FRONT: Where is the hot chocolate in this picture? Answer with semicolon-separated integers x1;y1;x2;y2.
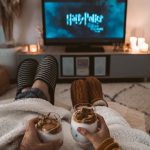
71;104;97;145
36;113;63;142
73;107;97;124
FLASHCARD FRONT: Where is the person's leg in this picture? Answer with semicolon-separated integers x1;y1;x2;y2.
15;56;58;105
32;80;50;101
71;77;108;107
34;55;58;105
15;59;47;101
85;77;108;107
15;59;38;99
71;79;89;107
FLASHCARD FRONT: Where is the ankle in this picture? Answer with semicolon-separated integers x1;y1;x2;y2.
21;87;31;93
92;99;108;107
32;80;50;101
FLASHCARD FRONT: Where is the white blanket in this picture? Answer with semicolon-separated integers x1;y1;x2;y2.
0;98;150;150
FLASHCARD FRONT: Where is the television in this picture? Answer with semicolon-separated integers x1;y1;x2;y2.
42;0;127;51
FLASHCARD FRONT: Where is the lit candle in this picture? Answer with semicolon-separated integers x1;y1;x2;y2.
130;37;137;44
131;45;140;53
29;45;38;53
23;46;29;52
140;43;149;52
130;37;137;50
138;38;145;50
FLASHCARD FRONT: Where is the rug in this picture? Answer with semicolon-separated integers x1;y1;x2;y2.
102;83;150;132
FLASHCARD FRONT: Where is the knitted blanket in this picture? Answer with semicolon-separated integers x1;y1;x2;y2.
0;98;150;150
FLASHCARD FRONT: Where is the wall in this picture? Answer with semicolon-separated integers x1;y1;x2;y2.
126;0;150;45
0;0;42;44
0;0;150;46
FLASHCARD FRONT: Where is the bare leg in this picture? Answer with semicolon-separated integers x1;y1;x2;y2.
32;80;50;101
21;87;31;93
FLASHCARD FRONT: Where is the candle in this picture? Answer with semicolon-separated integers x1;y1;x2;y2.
130;37;137;44
23;46;29;52
138;38;145;50
130;37;137;50
140;43;149;52
131;45;140;53
29;45;38;53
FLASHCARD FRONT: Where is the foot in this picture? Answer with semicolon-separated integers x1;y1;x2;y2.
32;80;50;101
85;77;108;107
16;59;38;97
34;56;58;105
71;79;89;107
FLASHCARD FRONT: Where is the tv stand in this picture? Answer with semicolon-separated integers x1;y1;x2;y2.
65;45;105;52
17;49;150;82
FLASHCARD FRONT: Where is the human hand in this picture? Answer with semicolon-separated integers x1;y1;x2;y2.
19;118;63;150
77;114;110;149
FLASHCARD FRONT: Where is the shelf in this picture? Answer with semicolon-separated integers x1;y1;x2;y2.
18;48;150;56
17;49;150;82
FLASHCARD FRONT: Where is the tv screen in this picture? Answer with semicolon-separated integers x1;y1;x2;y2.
42;0;127;45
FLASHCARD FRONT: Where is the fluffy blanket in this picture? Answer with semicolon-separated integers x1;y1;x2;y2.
0;98;72;150
0;98;150;150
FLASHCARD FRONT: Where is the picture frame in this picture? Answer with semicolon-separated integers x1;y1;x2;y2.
94;56;107;76
76;57;90;76
61;56;75;76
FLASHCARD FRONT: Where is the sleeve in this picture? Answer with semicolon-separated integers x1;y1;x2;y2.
96;138;121;150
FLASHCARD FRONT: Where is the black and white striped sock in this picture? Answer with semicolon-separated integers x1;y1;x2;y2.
34;56;58;104
17;59;38;94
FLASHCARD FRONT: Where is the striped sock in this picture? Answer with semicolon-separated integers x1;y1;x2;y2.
16;59;38;95
34;56;58;104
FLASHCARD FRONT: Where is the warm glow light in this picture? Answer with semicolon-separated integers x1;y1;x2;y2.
140;43;149;52
130;37;137;51
138;38;145;45
131;45;140;53
29;45;38;53
37;43;41;51
138;38;145;50
130;36;149;53
23;46;29;52
130;37;137;43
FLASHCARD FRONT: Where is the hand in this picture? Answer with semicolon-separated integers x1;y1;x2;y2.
77;114;110;149
20;118;63;150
